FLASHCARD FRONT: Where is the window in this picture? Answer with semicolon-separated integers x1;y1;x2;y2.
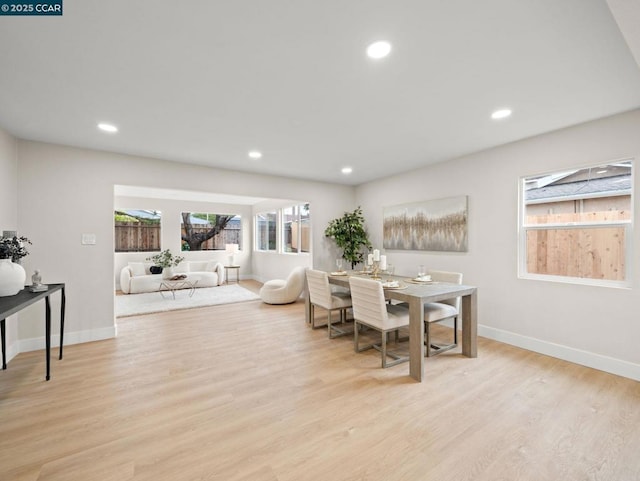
181;212;241;251
255;211;277;251
114;210;161;252
254;203;311;254
519;159;633;287
282;204;310;254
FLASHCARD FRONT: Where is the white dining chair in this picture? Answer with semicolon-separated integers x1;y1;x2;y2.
424;270;463;357
348;276;410;368
306;269;352;338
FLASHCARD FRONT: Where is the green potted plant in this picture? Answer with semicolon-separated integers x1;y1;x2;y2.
0;235;31;297
146;249;185;279
324;207;372;269
0;235;31;262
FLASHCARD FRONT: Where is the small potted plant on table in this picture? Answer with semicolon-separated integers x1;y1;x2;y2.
146;249;185;280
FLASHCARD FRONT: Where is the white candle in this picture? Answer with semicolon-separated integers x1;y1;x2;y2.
379;255;387;270
367;253;373;265
373;249;380;261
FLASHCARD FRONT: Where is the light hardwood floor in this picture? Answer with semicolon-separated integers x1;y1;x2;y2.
1;280;639;481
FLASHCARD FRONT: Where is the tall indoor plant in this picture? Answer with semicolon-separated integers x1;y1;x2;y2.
324;207;372;269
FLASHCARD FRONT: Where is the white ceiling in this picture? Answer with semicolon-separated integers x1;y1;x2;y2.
2;0;640;186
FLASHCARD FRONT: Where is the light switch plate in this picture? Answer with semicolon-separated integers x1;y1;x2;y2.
82;234;96;245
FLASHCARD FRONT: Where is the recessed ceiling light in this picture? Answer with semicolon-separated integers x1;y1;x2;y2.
97;122;118;133
341;167;353;175
248;151;262;159
367;41;392;59
491;109;512;120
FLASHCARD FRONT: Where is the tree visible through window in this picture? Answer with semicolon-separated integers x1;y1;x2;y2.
181;212;241;251
519;160;633;285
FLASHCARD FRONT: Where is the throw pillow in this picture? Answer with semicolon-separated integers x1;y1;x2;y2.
150;266;163;275
128;262;146;277
174;262;190;274
205;261;217;272
189;261;208;272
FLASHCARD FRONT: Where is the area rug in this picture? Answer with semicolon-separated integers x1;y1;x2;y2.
116;285;261;317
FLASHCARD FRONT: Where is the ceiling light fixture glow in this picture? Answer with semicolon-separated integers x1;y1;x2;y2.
341;167;353;174
491;109;512;120
367;41;392;59
248;150;262;159
97;122;118;133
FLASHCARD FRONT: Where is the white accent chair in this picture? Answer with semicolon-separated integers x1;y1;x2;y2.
424;270;463;357
259;266;307;305
306;269;352;338
348;276;411;368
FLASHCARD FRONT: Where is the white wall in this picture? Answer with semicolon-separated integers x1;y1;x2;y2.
16;140;355;352
0;127;19;362
0;128;18;226
356;109;640;380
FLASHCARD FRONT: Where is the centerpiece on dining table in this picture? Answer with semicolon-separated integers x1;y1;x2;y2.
366;249;387;280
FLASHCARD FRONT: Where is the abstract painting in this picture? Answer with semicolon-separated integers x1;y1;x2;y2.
383;196;468;251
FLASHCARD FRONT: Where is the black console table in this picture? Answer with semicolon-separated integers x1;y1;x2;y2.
0;283;66;381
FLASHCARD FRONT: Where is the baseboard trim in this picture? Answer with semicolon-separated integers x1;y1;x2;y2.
479;324;640;382
2;339;20;365
18;325;117;353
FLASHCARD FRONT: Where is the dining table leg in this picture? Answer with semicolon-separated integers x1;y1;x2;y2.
409;298;425;382
461;291;478;358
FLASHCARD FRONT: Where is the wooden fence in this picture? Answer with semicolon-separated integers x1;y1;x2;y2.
115;223;241;252
526;211;629;281
287;222;311;252
115;222;161;252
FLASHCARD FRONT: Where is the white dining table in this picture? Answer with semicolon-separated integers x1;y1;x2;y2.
306;272;478;382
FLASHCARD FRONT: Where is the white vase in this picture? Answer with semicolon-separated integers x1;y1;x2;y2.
162;266;174;280
0;259;27;297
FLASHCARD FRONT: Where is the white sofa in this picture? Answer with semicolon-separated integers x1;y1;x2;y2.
120;260;225;294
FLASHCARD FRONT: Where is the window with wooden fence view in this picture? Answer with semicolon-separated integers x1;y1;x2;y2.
181;212;241;251
283;204;310;254
520;159;633;285
115;210;161;252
